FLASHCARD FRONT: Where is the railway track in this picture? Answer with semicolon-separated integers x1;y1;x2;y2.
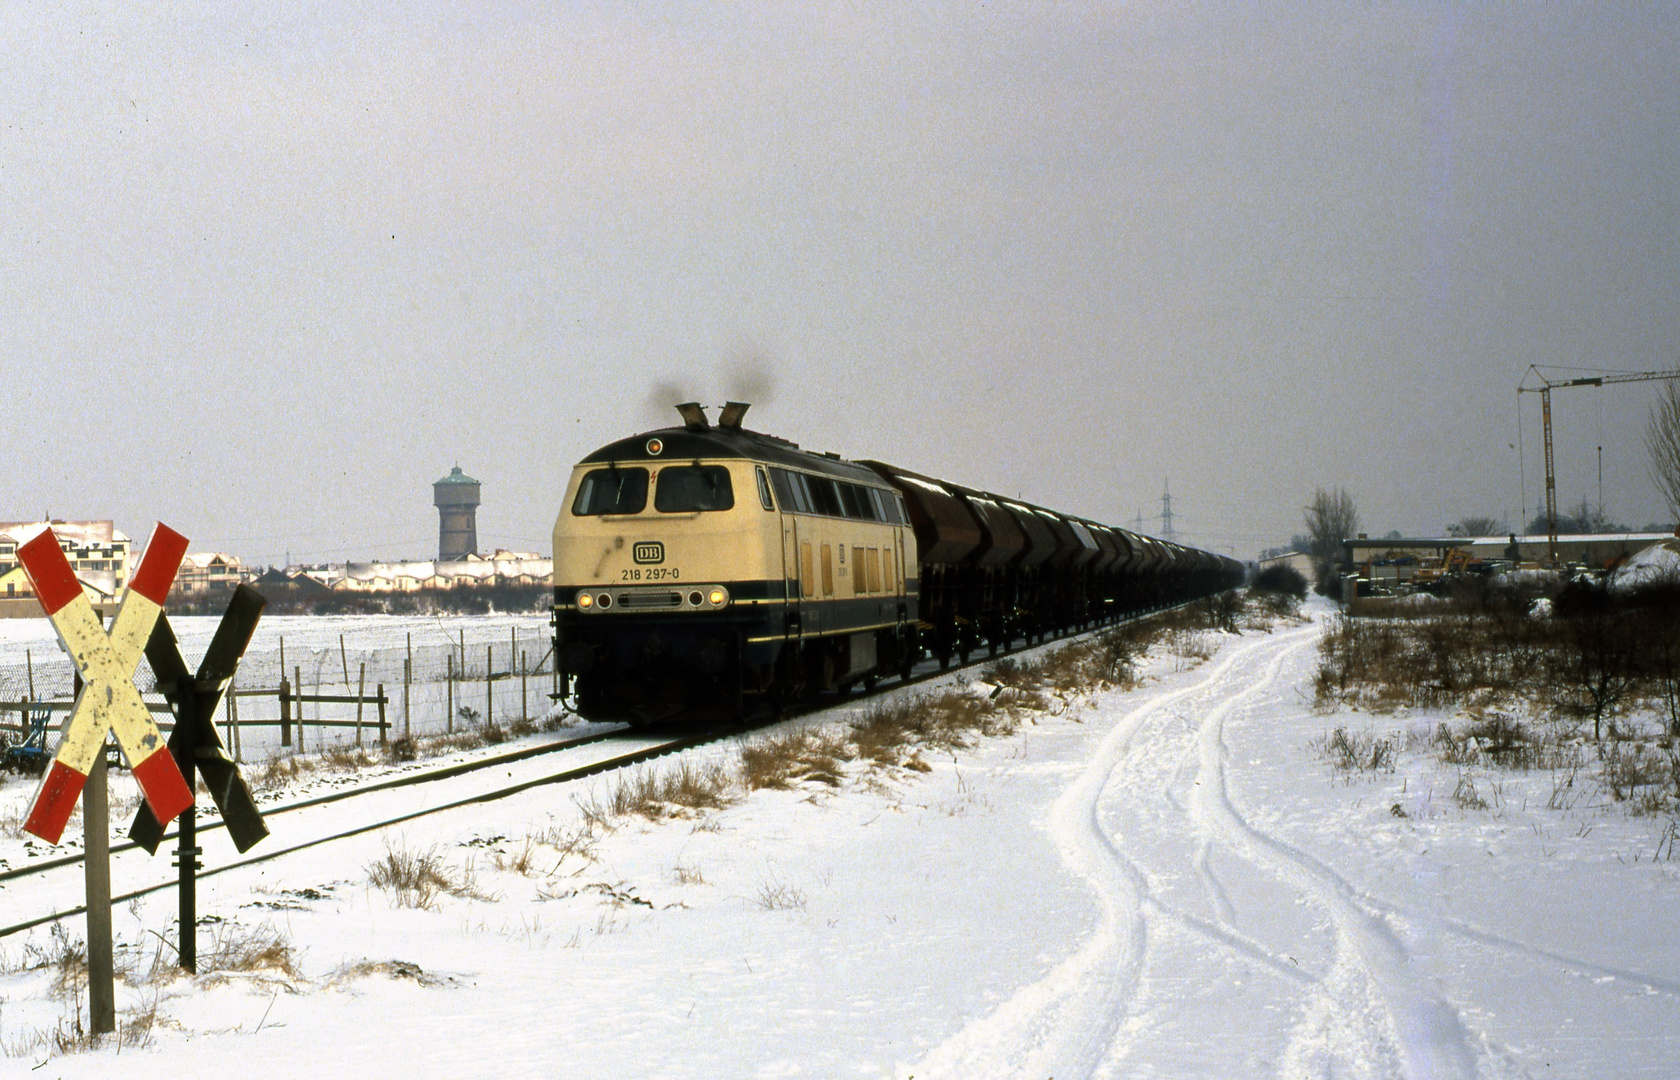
0;609;1178;939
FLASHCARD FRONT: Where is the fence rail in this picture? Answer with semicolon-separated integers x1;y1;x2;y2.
0;621;559;761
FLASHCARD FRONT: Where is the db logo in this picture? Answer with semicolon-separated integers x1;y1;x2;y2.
633;542;664;565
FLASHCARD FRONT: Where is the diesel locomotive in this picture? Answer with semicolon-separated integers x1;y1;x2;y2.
551;403;1243;723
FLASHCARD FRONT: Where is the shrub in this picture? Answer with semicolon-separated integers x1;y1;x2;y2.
1252;564;1308;598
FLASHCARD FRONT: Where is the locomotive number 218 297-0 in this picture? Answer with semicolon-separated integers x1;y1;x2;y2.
621;567;680;581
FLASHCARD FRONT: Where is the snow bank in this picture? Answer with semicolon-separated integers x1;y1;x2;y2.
1611;538;1680;593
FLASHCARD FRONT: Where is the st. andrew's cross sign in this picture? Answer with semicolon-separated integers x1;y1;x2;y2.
17;524;194;842
129;586;269;854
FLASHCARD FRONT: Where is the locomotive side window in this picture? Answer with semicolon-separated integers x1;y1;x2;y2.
572;467;649;515
769;469;801;513
838;484;865;520
807;476;843;517
755;467;775;511
655;465;735;512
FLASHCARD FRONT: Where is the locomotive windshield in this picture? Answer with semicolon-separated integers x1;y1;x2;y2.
572;467;649;515
655;465;735;512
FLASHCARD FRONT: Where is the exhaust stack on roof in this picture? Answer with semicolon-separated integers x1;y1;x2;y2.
675;402;709;430
717;401;750;431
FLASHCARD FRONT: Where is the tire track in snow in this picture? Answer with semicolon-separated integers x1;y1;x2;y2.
903;631;1286;1080
1185;634;1480;1080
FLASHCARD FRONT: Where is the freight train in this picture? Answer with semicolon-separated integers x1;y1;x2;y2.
551;404;1244;723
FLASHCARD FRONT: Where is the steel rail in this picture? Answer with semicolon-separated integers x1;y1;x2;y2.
0;727;719;939
0;602;1195;939
0;726;626;886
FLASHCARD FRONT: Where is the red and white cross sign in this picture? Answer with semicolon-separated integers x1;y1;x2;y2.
18;523;195;844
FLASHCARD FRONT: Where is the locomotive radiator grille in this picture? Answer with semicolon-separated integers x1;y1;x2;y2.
619;590;683;609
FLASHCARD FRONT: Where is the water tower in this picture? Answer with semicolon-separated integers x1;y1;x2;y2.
433;466;481;560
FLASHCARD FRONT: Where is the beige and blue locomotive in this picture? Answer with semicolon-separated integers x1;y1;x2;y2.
552;403;920;722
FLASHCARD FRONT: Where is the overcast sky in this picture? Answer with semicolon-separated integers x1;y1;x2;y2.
4;4;1677;565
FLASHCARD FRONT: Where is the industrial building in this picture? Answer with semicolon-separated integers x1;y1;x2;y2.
1344;531;1673;585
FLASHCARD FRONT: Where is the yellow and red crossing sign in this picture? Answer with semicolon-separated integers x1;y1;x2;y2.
18;523;194;844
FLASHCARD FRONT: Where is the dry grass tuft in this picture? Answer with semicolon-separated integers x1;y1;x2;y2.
367;843;490;908
753;881;808;911
1315;726;1398;773
582;759;739;821
741;728;850;789
197;921;301;980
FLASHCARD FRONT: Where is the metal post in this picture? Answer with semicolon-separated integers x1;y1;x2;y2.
25;648;33;700
1541;386;1559;565
229;680;241;762
176;803;200;973
486;644;493;727
339;634;350;692
279;675;291;747
355;662;366;745
521;649;528;726
294;665;303;751
402;658;411;741
447;653;454;733
84;744;115;1034
377;684;387;745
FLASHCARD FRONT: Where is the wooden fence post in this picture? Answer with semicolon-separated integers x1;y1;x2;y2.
279;675;292;747
404;632;413;739
447;652;454;733
521;649;528;726
294;665;304;751
377;684;388;745
486;644;493;728
355;662;366;746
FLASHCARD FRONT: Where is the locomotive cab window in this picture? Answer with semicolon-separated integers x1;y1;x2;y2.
655;465;735;512
572;467;649;516
756;467;775;511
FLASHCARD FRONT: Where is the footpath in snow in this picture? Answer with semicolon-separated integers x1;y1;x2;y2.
3;602;1677;1077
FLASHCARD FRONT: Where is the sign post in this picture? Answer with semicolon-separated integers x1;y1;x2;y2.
16;523;194;1034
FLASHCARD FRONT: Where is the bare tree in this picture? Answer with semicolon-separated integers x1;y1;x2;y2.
1646;382;1680;524
1304;487;1360;584
1447;516;1504;538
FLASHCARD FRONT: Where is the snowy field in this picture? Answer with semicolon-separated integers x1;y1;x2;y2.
2;600;1677;1077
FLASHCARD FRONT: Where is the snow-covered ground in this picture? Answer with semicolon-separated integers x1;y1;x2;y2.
3;601;1677;1077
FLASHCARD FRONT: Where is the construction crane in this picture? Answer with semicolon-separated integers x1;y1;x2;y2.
1518;365;1680;565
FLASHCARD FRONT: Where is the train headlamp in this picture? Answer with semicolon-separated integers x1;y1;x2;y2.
576;592;593;609
708;588;727;606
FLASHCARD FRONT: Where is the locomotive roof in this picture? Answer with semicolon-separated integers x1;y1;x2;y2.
579;426;889;486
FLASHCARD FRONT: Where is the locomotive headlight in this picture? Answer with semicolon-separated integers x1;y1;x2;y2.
576;592;594;610
708;588;727;607
597;593;613;609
